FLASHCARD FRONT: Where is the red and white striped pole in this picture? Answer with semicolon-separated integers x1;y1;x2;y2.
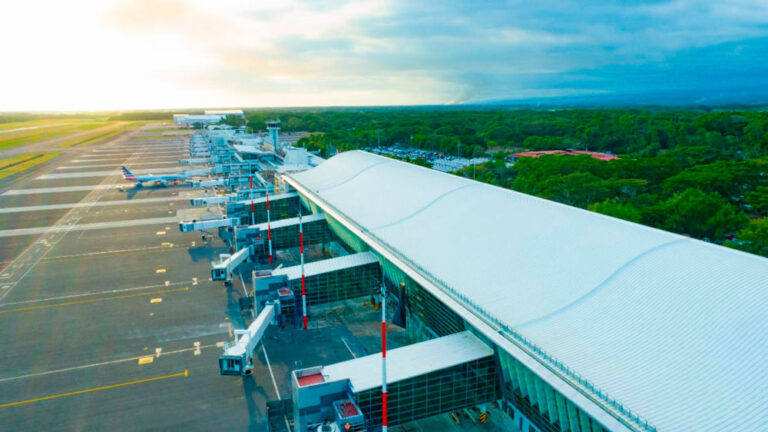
381;284;388;432
300;207;307;330
266;192;273;265
249;175;255;225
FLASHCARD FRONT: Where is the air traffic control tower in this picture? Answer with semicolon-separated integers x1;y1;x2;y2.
267;120;281;151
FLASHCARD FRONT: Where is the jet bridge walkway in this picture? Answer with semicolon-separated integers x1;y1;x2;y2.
271;251;381;307
253;213;329;251
226;192;300;225
292;331;500;431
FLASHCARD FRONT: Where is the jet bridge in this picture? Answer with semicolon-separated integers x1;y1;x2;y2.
220;213;328;253
219;302;276;376
226;192;300;225
191;178;226;188
211;247;250;284
179;217;239;232
292;331;499;431
190;194;236;206
220;273;300;376
179;157;218;165
271;252;382;307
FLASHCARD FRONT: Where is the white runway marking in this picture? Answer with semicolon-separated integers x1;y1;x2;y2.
0;197;185;214
71;157;183;163
37;168;182;179
0;123;69;134
57;162;178;169
84;152;185;157
0;216;179;238
2;184;133;195
92;146;183;151
85;149;183;154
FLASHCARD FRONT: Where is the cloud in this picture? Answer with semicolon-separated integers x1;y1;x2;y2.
2;0;767;109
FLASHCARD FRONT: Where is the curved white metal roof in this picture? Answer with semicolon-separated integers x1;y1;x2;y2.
288;150;768;432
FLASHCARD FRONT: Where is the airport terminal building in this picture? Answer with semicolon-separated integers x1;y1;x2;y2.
282;151;768;432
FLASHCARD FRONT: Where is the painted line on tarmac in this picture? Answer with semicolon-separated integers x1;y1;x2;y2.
261;344;281;400
0;287;189;314
77;153;185;160
0;216;180;238
0;280;193;307
92;146;184;152
37;168;182;179
2;184;133;195
0;343;221;384
42;244;179;262
0;370;189;408
88;148;184;153
0;197;185;214
70;157;182;163
57;162;179;169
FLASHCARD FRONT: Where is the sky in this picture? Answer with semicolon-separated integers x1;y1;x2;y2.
1;0;767;111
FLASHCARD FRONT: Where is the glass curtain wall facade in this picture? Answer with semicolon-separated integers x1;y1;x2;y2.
355;356;500;430
499;351;609;432
234;196;300;225
270;218;329;250
285;261;382;306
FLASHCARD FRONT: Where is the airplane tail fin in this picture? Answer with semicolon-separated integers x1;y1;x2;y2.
121;166;137;181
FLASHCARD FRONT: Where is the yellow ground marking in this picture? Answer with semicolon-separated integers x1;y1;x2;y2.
0;370;188;409
156;231;166;236
0;287;189;314
165;226;171;230
138;356;154;365
161;242;171;246
149;312;154;316
191;241;196;247
150;298;162;304
143;347;148;351
155;268;166;274
164;281;170;286
167;210;173;214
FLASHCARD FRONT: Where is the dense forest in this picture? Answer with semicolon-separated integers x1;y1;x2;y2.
240;107;768;258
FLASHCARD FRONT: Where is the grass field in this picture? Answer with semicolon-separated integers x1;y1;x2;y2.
0;152;60;180
0;119;115;150
56;122;138;148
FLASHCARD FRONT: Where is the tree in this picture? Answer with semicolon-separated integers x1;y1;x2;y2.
588;200;643;223
658;188;748;240
725;218;768;257
745;186;768;216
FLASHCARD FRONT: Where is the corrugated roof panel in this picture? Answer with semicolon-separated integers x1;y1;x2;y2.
252;213;324;230
273;251;378;280
288;150;768;432
322;331;492;392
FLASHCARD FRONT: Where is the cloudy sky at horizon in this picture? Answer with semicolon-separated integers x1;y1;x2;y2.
1;0;767;111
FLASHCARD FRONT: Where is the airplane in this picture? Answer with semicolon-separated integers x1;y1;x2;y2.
121;166;188;187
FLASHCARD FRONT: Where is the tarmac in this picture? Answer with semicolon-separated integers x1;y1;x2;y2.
0;124;516;431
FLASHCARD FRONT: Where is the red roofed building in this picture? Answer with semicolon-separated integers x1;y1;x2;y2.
512;150;619;161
